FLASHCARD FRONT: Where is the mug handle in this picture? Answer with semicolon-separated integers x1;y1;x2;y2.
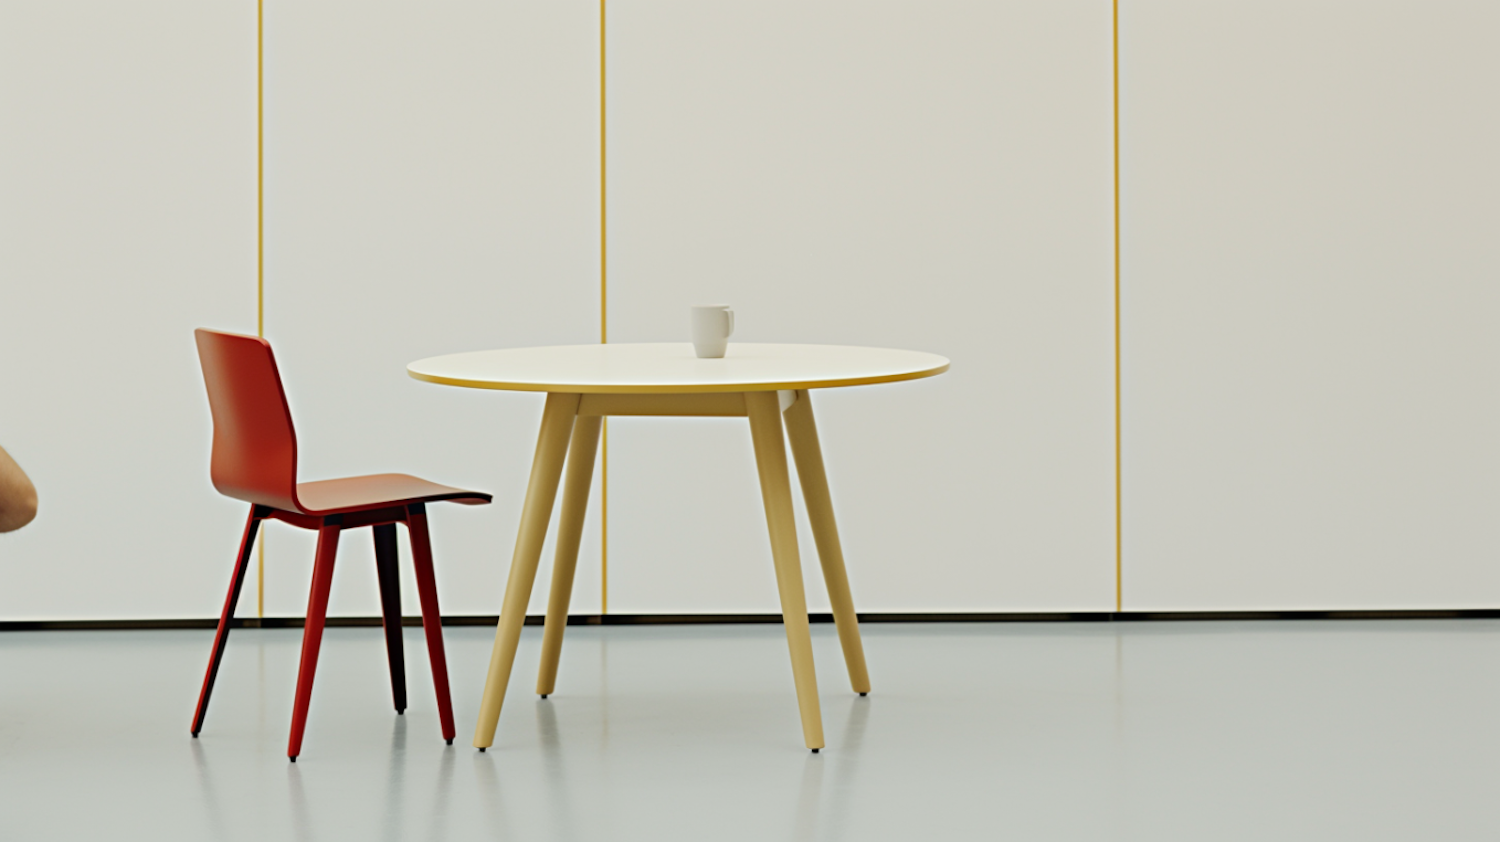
726;309;735;337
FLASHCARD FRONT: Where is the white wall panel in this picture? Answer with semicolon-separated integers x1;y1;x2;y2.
0;2;256;619
261;1;601;618
1120;1;1500;609
606;1;1117;613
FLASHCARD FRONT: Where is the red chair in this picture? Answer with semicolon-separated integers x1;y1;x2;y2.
190;328;491;761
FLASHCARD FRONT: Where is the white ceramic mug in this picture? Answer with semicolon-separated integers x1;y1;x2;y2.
690;304;735;358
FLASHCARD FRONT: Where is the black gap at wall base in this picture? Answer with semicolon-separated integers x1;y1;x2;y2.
1;609;1498;632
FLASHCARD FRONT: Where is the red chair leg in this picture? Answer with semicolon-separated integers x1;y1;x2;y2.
191;505;263;736
406;503;456;744
287;517;341;761
372;523;407;714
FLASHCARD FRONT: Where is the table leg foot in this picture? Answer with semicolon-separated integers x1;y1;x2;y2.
472;392;580;750
747;391;825;751
783;389;872;696
536;414;603;697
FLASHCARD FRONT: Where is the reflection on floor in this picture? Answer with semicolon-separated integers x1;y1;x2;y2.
0;621;1497;840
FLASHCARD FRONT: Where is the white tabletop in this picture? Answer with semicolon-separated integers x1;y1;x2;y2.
407;343;949;394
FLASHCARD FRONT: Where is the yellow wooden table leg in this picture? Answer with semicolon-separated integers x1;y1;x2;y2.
536;414;602;697
746;391;825;750
783;389;871;695
473;392;580;749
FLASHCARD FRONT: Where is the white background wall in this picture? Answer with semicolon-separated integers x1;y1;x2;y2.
0;1;256;620
605;0;1116;613
1119;0;1500;610
1;1;1495;621
259;0;602;619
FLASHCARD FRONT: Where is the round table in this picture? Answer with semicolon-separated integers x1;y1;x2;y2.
408;343;949;751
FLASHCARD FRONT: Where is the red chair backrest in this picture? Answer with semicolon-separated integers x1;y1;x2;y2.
194;329;300;512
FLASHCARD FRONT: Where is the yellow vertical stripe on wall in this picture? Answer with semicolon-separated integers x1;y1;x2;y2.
1113;0;1123;612
599;0;609;614
256;0;266;619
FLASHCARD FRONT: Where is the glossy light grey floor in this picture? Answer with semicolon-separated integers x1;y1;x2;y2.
1;621;1498;840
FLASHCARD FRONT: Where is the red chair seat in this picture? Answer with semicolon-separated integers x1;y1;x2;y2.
295;473;489;515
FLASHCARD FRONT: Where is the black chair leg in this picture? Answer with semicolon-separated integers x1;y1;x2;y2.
192;505;263;735
373;523;407;714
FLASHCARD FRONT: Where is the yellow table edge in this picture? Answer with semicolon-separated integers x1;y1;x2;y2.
405;361;950;394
